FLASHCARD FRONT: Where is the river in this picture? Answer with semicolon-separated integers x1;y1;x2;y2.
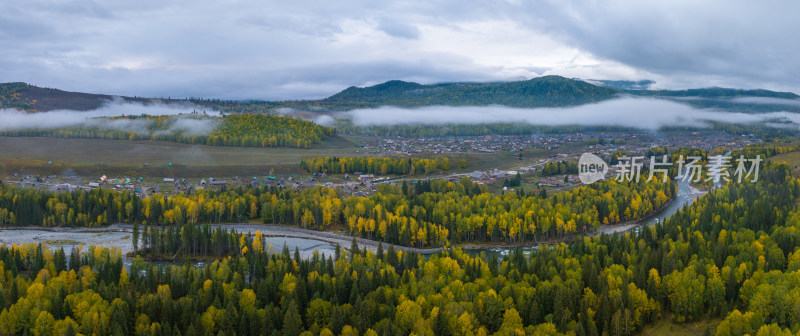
0;180;707;263
467;151;731;259
0;155;726;264
0;224;340;260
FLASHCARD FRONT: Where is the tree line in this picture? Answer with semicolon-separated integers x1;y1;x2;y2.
301;157;452;175
540;161;578;176
0;173;674;247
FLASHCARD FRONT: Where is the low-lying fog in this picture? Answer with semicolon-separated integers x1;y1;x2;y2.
3;96;800;133
0;99;218;135
325;97;800;130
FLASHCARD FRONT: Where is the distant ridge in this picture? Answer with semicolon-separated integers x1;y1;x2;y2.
1;76;620;112
0;82;184;112
2;76;799;113
324;75;619;108
585;79;655;90
633;87;800;99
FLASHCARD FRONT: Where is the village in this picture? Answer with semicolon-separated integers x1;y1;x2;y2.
0;130;759;199
359;130;757;155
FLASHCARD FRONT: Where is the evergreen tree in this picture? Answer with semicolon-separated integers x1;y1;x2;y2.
330;306;344;335
54;249;67;273
387;245;398;267
222;301;239;336
350;237;359;262
133;221;140;252
433;309;451;336
8;280;18;306
282;300;303;336
109;302;128;335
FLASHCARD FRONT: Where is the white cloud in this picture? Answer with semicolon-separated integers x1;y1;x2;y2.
340;97;799;130
0;100;216;134
730;97;800;106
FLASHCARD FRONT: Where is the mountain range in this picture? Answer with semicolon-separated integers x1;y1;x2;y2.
2;76;799;113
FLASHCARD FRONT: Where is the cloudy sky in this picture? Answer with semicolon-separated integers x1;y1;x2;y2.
1;0;798;100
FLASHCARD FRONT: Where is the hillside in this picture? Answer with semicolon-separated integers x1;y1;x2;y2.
585;79;655;90
193;78;800;113
0;76;620;112
4;76;800;113
631;87;800;113
635;87;800;99
323;75;620;108
0;82;182;112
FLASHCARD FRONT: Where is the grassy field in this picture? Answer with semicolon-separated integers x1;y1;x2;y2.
0;135;375;177
771;150;800;176
0;135;558;179
638;315;721;336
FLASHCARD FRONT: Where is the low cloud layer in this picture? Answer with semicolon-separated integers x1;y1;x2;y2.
730;97;800;107
165;118;218;136
338;97;800;130
0;100;217;134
